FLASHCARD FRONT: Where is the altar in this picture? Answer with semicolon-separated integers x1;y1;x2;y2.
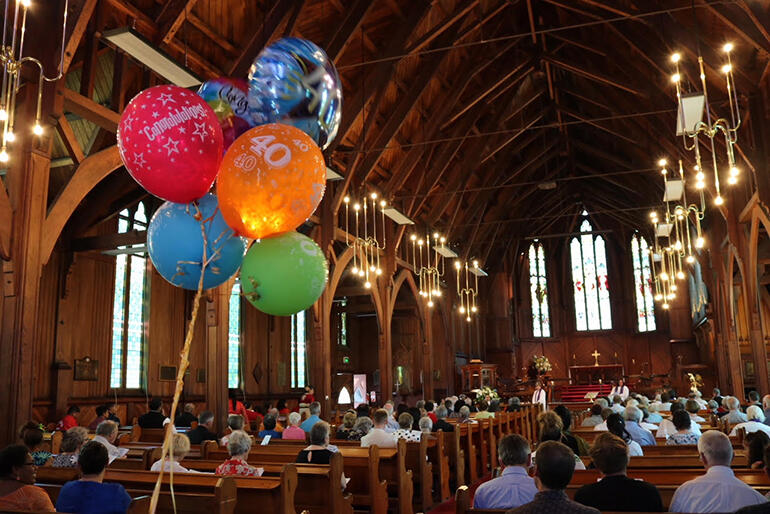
460;363;498;392
569;364;624;385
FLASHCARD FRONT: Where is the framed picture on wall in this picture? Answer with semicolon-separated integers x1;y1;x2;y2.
73;357;98;381
744;360;755;380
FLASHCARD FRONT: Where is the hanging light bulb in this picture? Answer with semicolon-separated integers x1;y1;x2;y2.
364;281;371;289
351;266;359;274
427;300;434;307
660;272;669;281
676;271;685;280
714;196;724;206
459;306;466;314
5;131;15;143
662;303;670;310
686;255;695;264
695;237;705;248
471;306;477;313
655;293;663;301
0;109;7;121
466;316;471;322
0;148;9;163
32;123;43;136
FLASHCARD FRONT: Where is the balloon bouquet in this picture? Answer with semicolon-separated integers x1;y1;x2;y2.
116;39;342;511
117;37;341;315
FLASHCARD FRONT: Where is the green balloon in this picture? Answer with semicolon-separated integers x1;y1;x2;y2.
240;231;329;316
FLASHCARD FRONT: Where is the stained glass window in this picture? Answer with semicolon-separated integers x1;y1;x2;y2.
528;242;550;337
228;283;242;388
110;204;148;389
631;234;656;332
570;218;612;331
290;311;307;388
337;299;347;346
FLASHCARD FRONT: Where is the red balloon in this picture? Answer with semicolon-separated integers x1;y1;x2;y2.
118;85;224;203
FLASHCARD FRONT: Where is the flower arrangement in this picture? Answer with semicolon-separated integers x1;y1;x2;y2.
533;355;552;375
687;372;703;393
475;386;500;403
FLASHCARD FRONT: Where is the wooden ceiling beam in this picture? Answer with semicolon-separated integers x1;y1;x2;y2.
55;116;85;165
576;0;636;18
736;1;770;51
544;54;645;97
60;88;120;133
324;0;376;62
556;102;637;144
703;2;770;57
228;0;295;77
405;0;480;54
441;58;534;129
62;0;99;74
154;0;198;45
327;2;432;155
186;13;240;56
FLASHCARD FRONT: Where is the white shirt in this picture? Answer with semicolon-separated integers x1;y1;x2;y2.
360;427;396;448
611;385;630;401
150;459;200;473
531;451;586;470
610;404;625;414
92;435;129;464
691;414;706;423
730;420;770;437
593;421;608;431
640;422;658;431
532;389;546;409
670;466;766;513
650;401;671;412
627;440;643;457
656;418;701;439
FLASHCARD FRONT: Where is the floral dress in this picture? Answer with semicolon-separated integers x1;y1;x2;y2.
215;457;262;477
51;453;78;468
666;431;700;445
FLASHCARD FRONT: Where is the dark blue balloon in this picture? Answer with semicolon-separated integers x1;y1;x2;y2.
148;194;245;290
247;37;342;150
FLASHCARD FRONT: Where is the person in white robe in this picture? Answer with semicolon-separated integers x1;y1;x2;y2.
610;379;630;401
729;406;770;437
532;382;547;410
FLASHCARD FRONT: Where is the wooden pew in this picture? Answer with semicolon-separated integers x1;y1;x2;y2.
180;453;352;514
443;428;466;490
36;468;240;514
204;441;413;514
566;469;770;507
579;454;749;469
454;485;505;514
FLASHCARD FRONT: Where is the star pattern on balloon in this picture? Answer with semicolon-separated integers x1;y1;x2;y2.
133;152;146;167
123;114;134;132
158;92;176;106
164;137;180;156
192;121;209;143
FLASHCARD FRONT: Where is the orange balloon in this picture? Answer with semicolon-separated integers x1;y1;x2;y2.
217;123;326;239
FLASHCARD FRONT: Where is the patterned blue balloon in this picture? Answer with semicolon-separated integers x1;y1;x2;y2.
247;37;342;149
148;194;245;290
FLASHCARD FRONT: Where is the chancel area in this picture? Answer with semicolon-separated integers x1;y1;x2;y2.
3;1;770;513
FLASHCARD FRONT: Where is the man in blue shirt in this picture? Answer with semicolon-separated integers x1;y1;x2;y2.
300;401;322;432
473;434;538;509
623;406;656;446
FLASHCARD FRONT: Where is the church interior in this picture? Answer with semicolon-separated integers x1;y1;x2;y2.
2;0;770;513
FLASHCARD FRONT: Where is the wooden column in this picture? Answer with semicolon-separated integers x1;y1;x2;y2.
205;285;229;432
422;303;434;398
0;139;51;444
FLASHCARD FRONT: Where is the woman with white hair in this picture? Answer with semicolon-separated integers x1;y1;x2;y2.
220;414;245;446
150;433;199;473
724;396;749;424
418;416;433;433
215;430;263;477
729;405;770;437
282;412;306;440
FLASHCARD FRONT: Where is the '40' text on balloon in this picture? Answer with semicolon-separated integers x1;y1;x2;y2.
247;37;342;150
240;231;328;317
217;123;326;240
148;194;245;291
118;85;224;203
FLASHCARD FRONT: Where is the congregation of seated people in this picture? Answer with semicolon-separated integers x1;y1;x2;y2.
6;386;770;513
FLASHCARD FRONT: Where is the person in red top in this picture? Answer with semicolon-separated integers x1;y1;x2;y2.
227;390;250;430
300;386;315;405
426;401;438;425
276;399;290;416
56;406;80;432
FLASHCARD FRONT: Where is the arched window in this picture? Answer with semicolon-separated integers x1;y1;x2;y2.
528;242;550;337
337;386;351;405
631;234;656;332
290;311;307;388
228;283;242;388
570;218;612;331
110;203;148;389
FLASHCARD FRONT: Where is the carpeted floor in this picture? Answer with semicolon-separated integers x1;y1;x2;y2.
427;473;492;513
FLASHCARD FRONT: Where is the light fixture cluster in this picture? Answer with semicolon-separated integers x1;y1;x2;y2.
649;159;705;310
343;192;387;289
669;42;741;206
408;232;447;308
455;260;482;322
0;0;69;163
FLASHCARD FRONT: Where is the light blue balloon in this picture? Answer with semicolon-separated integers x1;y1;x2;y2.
247;37;342;150
147;194;245;290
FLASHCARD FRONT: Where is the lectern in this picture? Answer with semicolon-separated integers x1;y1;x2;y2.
461;363;498;392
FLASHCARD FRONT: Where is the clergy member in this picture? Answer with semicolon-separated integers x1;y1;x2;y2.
532;382;547;410
610;379;629;401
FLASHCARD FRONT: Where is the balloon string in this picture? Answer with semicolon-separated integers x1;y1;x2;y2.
149;203;211;514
